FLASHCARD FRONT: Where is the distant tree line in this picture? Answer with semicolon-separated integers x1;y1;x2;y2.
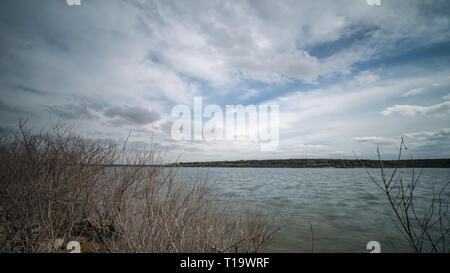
169;158;450;168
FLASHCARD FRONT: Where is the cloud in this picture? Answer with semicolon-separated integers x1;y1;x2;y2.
134;0;323;85
45;103;97;120
404;128;450;157
131;0;450;86
352;136;398;145
103;105;161;126
0;99;26;114
240;88;260;100
234;50;320;84
352;71;379;85
13;85;47;96
158;121;174;136
353;127;450;153
259;69;450;159
46;102;161;128
405;128;450;141
381;101;450;117
403;87;425;97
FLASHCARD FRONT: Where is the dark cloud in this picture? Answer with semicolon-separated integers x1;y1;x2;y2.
45;102;161;127
104;105;161;126
405;128;450;141
45;103;95;120
43;35;70;52
0;99;26;114
13;85;47;95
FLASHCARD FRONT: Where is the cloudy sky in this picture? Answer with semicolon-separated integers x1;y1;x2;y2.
1;0;450;162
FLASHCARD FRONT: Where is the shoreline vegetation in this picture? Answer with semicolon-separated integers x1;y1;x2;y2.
167;158;450;168
0;122;282;253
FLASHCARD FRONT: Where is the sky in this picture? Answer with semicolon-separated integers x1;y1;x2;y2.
1;0;450;162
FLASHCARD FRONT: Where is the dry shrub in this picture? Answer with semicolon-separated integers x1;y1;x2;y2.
0;120;281;253
358;138;450;253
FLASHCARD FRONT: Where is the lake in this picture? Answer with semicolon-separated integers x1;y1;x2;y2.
174;168;450;253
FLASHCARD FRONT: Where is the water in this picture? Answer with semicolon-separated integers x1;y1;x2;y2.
174;168;450;253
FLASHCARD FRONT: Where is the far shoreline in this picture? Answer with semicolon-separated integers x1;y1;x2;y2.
87;158;450;168
165;158;450;169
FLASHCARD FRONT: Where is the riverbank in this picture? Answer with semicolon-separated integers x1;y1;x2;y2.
167;158;450;168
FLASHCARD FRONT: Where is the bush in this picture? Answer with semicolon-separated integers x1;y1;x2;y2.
359;138;449;253
0;121;280;253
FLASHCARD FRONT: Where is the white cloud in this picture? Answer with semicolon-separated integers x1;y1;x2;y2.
258;69;450;158
403;87;425;97
352;136;397;145
235;50;320;84
130;0;450;86
352;71;380;85
381;101;450;117
405;128;450;141
135;0;323;85
240;89;260;100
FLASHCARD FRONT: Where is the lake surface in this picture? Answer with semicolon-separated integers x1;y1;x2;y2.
174;168;450;253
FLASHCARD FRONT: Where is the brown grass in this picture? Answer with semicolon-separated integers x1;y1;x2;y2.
0;120;281;253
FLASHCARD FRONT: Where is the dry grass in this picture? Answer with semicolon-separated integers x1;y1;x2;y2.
0;120;281;253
